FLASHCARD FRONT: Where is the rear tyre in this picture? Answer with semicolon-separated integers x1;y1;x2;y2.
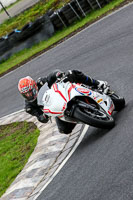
73;106;115;129
110;93;125;111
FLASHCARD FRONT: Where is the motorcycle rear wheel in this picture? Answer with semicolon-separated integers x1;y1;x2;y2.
73;106;115;129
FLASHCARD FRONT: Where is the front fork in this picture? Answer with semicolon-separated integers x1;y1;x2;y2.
65;99;98;118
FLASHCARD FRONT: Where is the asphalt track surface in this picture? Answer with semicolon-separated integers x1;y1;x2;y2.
0;3;133;200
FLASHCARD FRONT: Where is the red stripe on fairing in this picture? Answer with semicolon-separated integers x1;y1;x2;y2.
53;83;67;102
43;109;63;114
108;111;111;115
108;103;114;115
68;84;76;100
53;83;58;91
58;115;64;118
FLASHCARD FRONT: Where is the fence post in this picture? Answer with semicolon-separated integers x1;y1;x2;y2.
96;0;102;8
86;0;95;10
76;0;86;17
56;12;67;28
0;1;11;18
68;3;81;20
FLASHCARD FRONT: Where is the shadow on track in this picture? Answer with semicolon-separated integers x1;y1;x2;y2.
79;103;128;149
80;127;111;148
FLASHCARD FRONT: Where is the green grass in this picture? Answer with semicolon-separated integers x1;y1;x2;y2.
0;121;40;197
0;0;70;37
0;0;127;75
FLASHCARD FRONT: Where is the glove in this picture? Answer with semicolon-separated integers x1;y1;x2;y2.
64;70;84;83
63;70;72;82
55;71;64;79
37;77;47;86
97;80;109;93
38;114;49;123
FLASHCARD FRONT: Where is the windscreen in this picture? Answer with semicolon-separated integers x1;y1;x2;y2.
37;83;49;106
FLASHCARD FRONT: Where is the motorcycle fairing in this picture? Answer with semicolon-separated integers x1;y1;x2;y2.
42;82;114;119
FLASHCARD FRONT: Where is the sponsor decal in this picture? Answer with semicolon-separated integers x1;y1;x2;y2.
44;94;50;103
75;87;92;95
97;99;103;103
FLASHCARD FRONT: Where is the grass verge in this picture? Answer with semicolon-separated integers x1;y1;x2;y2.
0;0;130;76
0;121;40;197
0;0;70;37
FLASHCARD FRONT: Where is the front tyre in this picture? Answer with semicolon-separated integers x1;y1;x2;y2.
73;106;115;129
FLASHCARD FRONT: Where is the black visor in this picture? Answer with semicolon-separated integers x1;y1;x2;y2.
22;88;38;102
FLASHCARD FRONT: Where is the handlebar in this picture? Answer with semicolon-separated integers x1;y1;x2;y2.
56;77;110;94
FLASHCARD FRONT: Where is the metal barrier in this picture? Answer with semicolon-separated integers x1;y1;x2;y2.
0;14;54;62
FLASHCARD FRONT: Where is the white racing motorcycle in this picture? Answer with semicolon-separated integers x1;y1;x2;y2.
37;79;125;129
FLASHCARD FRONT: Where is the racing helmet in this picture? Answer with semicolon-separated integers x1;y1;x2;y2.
18;76;38;102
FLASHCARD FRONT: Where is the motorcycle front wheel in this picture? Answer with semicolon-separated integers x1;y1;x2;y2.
73;106;115;129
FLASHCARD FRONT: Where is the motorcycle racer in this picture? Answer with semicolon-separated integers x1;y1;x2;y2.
18;69;108;134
